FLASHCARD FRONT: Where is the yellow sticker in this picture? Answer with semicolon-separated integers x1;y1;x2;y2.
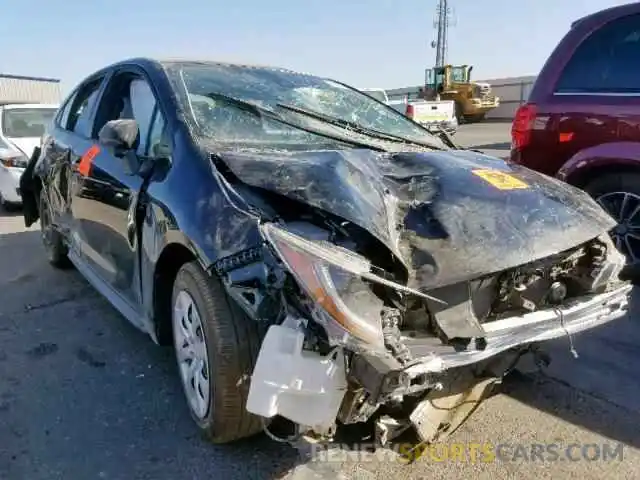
472;169;528;190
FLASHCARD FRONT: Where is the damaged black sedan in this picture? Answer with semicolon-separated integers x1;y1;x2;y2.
20;58;631;448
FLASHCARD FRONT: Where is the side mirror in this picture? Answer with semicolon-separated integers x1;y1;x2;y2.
98;119;139;151
98;119;141;175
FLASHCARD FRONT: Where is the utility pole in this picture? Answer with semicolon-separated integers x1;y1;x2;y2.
432;0;452;68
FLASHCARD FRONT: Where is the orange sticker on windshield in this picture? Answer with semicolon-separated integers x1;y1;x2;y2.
472;169;528;190
78;145;100;176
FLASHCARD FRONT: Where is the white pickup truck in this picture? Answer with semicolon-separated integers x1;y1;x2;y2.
361;88;458;136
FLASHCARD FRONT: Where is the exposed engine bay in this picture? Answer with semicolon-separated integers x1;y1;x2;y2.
215;211;630;449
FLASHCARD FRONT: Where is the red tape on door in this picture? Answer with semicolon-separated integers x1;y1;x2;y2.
78;145;101;176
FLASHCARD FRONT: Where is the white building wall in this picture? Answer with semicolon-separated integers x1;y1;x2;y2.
0;75;62;105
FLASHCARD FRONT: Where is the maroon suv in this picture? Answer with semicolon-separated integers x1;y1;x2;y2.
510;2;640;274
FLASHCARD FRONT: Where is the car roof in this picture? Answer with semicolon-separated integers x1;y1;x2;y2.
103;56;307;76
572;2;640;28
159;57;295;69
529;2;640;102
80;57;322;89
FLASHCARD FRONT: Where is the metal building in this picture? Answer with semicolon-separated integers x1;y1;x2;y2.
0;74;62;105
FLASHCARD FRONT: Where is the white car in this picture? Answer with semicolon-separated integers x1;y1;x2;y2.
0;103;58;209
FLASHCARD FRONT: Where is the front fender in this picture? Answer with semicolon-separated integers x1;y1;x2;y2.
139;198;205;285
557;141;640;184
139;200;202;335
139;191;263;330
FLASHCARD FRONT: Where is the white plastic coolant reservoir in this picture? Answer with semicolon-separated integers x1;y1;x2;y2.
246;324;348;432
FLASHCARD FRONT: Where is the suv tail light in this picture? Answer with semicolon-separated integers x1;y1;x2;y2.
406;104;414;119
511;103;537;150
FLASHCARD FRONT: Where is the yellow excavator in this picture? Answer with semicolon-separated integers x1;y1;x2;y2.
423;65;499;124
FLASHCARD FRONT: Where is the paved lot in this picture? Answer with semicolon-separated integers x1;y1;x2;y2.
1;123;639;480
455;122;512;159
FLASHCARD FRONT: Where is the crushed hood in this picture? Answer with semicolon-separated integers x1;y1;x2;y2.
215;148;616;290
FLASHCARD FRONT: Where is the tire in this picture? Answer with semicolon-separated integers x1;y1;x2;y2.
171;261;266;444
474;113;486;123
583;172;640;281
464;113;486;124
455;102;465;124
38;191;71;269
1;203;21;213
0;194;21;213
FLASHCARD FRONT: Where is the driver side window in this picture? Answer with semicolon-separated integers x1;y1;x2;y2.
95;74;164;156
129;79;157;156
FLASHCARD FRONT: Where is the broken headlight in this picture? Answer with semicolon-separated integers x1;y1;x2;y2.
262;223;386;352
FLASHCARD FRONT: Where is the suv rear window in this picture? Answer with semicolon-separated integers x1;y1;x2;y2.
556;13;640;94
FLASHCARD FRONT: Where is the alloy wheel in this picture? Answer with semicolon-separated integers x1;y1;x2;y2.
172;290;211;419
596;191;640;265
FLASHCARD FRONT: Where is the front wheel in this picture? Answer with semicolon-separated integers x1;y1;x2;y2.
583;172;640;280
171;261;266;443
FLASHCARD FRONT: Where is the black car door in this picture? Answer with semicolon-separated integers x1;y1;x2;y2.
69;68;165;316
34;76;108;241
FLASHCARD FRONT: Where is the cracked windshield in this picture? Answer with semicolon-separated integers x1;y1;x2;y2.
170;64;446;149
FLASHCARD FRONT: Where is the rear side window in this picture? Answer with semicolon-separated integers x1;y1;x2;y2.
556;15;640;93
55;91;77;127
556;14;640;94
67;78;104;137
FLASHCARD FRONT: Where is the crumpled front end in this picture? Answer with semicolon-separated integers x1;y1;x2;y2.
208;141;630;447
239;219;631;447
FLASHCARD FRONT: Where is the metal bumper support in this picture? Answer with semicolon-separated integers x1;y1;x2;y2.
404;284;632;376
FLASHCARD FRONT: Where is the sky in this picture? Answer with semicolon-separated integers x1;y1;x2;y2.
1;0;633;94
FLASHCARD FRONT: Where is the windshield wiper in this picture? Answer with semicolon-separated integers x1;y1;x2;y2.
200;92;389;152
275;102;446;151
423;123;463;149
